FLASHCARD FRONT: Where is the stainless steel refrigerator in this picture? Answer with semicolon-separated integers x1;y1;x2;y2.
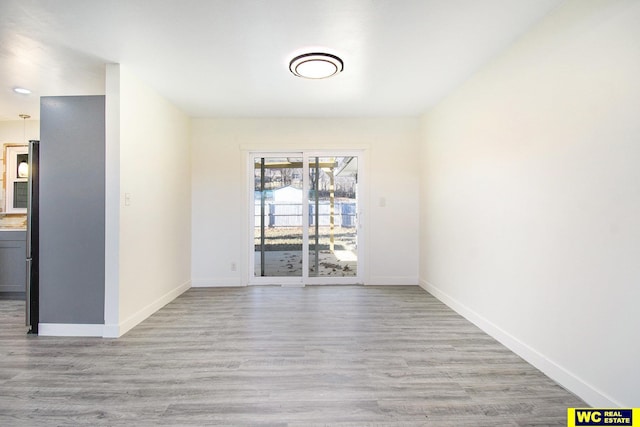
26;139;39;334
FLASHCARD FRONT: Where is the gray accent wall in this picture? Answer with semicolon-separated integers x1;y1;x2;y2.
39;96;105;324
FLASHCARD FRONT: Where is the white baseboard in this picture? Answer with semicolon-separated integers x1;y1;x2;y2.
39;323;104;337
193;277;420;287
366;276;419;286
419;279;620;407
102;323;120;338
103;280;191;338
191;278;244;287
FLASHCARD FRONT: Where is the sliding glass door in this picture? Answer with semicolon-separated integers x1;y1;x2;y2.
250;152;362;285
253;155;304;278
308;156;358;279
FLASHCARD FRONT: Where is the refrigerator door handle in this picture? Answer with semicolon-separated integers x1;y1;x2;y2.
26;142;34;257
26;223;31;259
25;258;32;327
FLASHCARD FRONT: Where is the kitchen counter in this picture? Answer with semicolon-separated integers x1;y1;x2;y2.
0;214;27;230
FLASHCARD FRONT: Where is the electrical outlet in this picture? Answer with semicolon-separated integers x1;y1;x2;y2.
231;262;237;272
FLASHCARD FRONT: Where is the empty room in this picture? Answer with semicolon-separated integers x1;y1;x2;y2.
0;0;638;425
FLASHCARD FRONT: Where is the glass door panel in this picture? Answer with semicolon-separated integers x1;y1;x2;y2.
308;156;358;278
254;156;304;277
251;152;360;284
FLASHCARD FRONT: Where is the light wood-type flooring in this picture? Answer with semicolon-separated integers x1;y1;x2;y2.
0;286;586;426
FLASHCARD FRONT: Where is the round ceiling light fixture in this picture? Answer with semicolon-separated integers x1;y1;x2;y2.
289;52;344;79
13;87;32;94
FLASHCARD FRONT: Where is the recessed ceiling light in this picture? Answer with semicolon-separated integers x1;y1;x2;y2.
289;52;344;79
13;87;32;94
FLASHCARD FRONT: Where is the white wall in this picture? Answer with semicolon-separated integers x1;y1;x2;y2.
191;118;420;286
0;120;39;143
105;65;191;336
419;0;640;407
0;120;39;213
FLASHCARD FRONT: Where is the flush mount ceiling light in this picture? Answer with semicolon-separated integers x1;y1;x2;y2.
14;87;32;94
289;52;344;79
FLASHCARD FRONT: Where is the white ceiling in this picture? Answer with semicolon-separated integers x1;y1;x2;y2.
0;0;564;121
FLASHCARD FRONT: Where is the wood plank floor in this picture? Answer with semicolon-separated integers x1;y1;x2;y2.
0;286;586;426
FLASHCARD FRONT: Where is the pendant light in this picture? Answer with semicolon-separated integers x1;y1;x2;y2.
17;114;30;178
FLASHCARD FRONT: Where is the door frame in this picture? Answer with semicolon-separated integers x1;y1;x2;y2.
247;150;365;286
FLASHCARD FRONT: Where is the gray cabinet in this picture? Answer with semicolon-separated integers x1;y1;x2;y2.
0;231;26;293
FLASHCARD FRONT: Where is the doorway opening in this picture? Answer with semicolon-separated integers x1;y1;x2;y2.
249;152;363;285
